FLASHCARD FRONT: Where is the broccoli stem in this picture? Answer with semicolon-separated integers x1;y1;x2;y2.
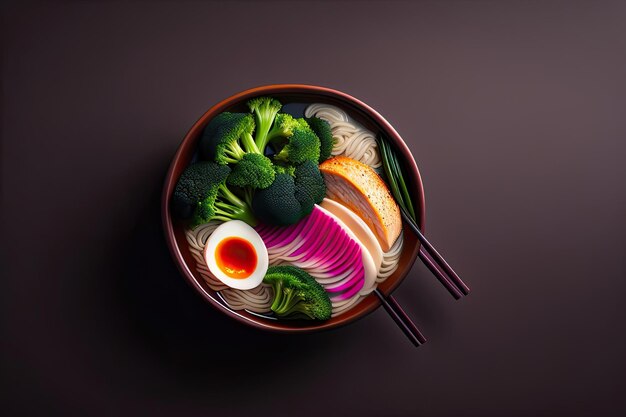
270;280;284;311
219;183;245;206
254;116;274;153
241;132;261;154
266;130;279;143
214;204;258;227
242;187;254;207
273;147;289;163
266;125;289;144
223;142;246;163
216;184;258;226
273;287;301;315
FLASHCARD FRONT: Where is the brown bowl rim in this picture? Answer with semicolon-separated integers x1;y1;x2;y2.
161;84;426;333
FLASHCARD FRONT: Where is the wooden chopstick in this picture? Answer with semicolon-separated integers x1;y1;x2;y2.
374;289;426;347
418;247;463;300
400;208;470;297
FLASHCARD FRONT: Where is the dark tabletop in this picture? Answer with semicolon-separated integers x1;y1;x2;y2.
2;1;625;416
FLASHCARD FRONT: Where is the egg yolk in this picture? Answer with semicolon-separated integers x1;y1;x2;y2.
214;237;258;279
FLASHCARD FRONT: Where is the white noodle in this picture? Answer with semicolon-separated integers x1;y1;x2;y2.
304;103;381;168
377;232;403;283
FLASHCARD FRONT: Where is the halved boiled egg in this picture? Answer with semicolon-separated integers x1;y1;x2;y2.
204;220;269;290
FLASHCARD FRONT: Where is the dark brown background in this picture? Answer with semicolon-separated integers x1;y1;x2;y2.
2;1;625;416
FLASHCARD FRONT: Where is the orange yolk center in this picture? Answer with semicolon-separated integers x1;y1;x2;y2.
215;237;257;279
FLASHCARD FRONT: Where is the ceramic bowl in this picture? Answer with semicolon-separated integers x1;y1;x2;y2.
162;84;425;332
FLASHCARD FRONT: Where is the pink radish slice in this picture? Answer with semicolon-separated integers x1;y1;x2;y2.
317;261;364;284
295;227;334;262
329;277;365;300
316;203;379;293
259;218;305;247
270;216;352;262
258;205;366;300
261;210;311;245
324;268;365;292
295;217;332;256
270;238;306;260
290;211;328;257
268;233;304;256
316;239;361;272
299;228;346;268
303;231;355;269
311;267;355;285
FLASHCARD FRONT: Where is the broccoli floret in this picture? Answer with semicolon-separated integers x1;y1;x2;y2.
172;162;222;218
266;113;299;144
293;160;326;214
251;161;326;226
306;117;334;163
263;265;332;321
264;114;321;164
227;153;275;190
273;119;321;165
248;97;282;152
199;112;260;163
199;112;275;189
179;161;257;227
273;162;296;177
252;173;303;226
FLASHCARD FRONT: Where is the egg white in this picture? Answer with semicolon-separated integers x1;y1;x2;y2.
203;220;268;290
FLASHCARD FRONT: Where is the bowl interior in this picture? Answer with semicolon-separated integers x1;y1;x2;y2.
162;85;425;333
